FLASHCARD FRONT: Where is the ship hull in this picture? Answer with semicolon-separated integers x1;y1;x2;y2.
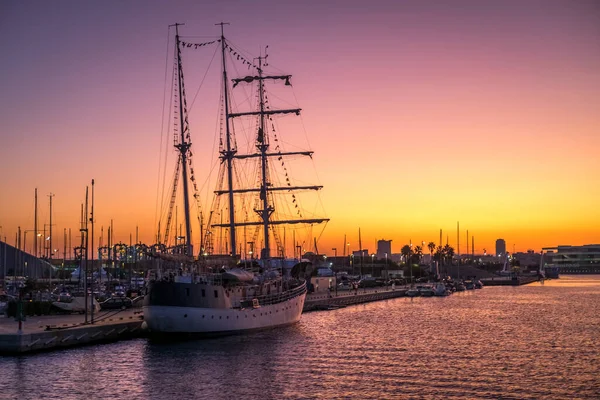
143;287;306;336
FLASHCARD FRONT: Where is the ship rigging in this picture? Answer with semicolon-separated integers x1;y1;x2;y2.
157;23;329;262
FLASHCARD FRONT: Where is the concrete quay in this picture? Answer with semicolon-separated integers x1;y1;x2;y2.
304;286;407;311
480;276;540;286
2;280;528;354
0;309;144;355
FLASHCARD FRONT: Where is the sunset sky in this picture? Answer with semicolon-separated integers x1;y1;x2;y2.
1;0;599;258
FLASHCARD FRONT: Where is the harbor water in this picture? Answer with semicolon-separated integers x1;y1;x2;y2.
1;275;599;399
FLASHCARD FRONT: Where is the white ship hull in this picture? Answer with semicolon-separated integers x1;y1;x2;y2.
143;292;306;335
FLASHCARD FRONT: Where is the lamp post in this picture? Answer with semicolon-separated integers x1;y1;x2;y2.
346;242;350;268
332;248;337;270
371;254;375;277
409;243;413;286
385;253;388;288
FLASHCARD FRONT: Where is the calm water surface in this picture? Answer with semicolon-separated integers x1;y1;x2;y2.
1;275;599;399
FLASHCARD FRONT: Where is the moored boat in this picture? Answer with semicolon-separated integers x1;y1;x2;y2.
143;23;326;336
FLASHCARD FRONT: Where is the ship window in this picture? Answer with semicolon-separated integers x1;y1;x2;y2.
214;290;218;298
201;289;206;297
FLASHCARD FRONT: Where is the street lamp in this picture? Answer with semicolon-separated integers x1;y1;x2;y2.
371;254;375;277
409;243;413;285
385;253;388;287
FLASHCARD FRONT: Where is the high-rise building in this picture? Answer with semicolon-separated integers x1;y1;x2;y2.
376;239;392;260
496;239;506;256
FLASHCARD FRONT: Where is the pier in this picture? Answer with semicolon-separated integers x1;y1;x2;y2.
0;309;143;354
304;286;406;311
1;277;542;354
480;276;540;286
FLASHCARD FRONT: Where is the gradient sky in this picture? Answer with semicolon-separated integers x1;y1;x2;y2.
1;0;599;257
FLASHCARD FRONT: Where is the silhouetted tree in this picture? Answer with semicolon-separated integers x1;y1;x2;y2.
401;245;412;265
413;245;423;264
427;241;436;261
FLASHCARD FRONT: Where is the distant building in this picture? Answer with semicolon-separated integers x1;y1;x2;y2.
352;250;369;258
513;250;541;269
542;244;600;274
496;239;506;256
376;240;392;260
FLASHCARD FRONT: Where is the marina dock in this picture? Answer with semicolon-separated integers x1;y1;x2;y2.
0;309;143;355
1;277;541;354
480;276;540;286
304;286;407;311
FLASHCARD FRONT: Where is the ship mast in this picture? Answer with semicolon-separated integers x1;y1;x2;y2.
217;22;237;258
173;23;193;256
257;55;273;259
211;45;330;258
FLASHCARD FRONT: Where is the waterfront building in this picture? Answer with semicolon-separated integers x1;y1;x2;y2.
376;240;392;260
496;239;506;257
542;244;600;274
0;240;54;285
513;250;541;269
352;250;369;258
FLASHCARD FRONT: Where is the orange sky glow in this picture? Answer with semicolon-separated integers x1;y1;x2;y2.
1;0;598;258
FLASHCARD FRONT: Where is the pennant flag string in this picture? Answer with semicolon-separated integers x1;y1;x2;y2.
179;39;220;49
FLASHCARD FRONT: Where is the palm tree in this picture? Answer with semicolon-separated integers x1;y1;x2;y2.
427;241;436;259
434;245;444;264
401;244;413;284
413;245;423;265
427;241;436;271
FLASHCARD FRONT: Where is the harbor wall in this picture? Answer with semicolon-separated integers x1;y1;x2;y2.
0;318;143;355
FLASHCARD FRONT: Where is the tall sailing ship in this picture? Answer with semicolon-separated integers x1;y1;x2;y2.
143;23;328;336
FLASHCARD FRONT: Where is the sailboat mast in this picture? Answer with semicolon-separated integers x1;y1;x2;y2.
174;23;193;256
217;22;237;258
257;55;272;260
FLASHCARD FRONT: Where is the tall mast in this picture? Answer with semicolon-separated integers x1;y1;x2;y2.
217;22;237;258
211;34;329;255
34;188;37;258
257;55;272;260
173;23;193;256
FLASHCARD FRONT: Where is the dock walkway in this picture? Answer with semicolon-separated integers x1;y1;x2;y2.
0;309;143;355
304;286;407;311
1;277;539;354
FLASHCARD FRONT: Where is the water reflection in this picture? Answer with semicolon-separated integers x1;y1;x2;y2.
0;276;599;399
